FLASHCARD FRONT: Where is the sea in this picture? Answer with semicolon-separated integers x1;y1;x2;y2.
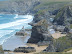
0;14;33;45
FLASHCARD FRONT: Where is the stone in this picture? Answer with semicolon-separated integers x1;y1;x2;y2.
14;47;36;53
54;5;72;25
27;19;53;44
15;26;25;36
43;43;56;52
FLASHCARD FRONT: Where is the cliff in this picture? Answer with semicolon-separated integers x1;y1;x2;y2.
0;0;70;15
44;33;72;52
0;0;40;15
54;5;72;25
27;11;53;45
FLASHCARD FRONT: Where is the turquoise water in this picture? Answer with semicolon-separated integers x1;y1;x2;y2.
0;14;33;45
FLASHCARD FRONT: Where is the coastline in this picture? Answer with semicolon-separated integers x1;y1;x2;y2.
2;35;30;51
3;30;48;54
4;43;47;54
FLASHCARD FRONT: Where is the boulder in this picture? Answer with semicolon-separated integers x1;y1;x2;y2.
14;47;36;53
43;43;56;52
15;26;25;36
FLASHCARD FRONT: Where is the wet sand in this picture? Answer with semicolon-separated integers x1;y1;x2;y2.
2;35;30;51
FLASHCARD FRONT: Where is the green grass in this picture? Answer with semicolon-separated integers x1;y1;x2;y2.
35;52;72;54
36;9;48;15
34;2;64;10
55;4;72;19
34;0;72;10
70;24;72;29
55;10;63;19
64;47;72;52
53;36;72;52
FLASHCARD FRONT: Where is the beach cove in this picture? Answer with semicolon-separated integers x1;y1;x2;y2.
0;14;34;51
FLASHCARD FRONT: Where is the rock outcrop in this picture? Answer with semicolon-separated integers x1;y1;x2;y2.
43;43;56;52
0;0;40;15
27;12;53;45
54;5;72;25
14;47;36;53
43;33;72;52
15;26;25;36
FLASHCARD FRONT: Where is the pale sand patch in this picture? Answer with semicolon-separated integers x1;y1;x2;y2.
6;43;47;54
67;50;72;53
52;32;66;39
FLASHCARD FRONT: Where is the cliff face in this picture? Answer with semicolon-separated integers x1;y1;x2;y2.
54;5;72;25
44;34;72;52
0;0;69;15
27;11;53;45
0;0;40;14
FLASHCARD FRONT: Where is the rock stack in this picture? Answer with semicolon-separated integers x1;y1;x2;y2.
15;26;25;36
27;13;53;45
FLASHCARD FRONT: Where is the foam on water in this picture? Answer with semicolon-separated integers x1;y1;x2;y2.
0;30;14;45
14;14;18;19
0;30;14;38
0;14;33;45
0;15;33;29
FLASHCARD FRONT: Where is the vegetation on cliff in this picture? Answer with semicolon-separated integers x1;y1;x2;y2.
54;5;72;25
35;52;72;54
0;45;4;54
53;34;72;52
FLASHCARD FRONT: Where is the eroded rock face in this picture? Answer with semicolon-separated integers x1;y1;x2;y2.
15;26;25;36
54;5;72;25
27;13;53;44
0;0;40;14
43;43;56;52
28;19;48;43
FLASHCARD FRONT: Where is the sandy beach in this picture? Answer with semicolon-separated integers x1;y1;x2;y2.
2;35;30;51
4;43;47;54
3;30;47;54
52;31;66;39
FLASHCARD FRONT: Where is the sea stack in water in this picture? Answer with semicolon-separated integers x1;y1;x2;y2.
15;26;25;36
27;13;53;45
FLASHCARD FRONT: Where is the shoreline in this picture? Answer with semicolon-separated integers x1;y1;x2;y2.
2;35;30;51
2;29;31;51
4;43;48;54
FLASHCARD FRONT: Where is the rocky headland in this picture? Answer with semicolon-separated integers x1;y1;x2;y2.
2;0;72;54
27;11;53;46
27;2;72;53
